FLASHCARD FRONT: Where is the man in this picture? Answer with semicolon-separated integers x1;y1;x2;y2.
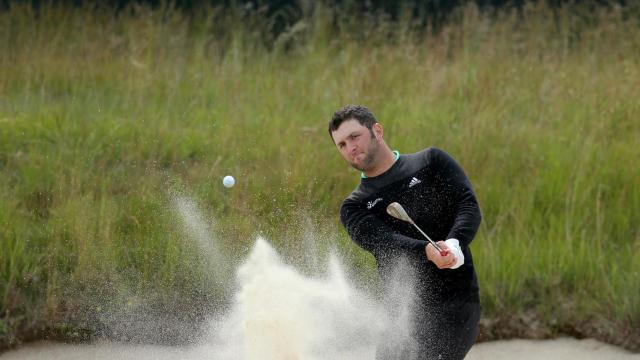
329;104;482;360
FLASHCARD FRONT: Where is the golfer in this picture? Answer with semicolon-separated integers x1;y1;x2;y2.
329;105;482;360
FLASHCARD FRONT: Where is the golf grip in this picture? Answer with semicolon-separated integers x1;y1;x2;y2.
413;224;449;256
432;242;449;256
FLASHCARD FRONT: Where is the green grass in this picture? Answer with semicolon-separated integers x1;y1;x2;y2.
1;1;639;350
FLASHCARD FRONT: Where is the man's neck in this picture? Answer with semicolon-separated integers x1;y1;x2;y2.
363;147;397;178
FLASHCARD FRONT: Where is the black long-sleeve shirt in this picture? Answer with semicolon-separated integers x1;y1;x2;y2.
340;147;481;305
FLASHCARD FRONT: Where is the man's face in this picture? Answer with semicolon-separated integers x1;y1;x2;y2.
331;119;382;172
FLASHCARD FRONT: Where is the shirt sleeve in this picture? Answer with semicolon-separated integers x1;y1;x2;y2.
432;148;482;247
340;198;427;259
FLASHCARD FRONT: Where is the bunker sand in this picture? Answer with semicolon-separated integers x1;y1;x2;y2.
1;338;639;360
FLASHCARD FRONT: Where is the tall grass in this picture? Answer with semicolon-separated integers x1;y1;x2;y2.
1;1;639;350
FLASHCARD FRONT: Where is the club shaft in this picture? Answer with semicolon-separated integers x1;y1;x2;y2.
412;223;443;252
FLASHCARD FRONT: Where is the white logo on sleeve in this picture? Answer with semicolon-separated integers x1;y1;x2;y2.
367;198;383;209
409;177;422;188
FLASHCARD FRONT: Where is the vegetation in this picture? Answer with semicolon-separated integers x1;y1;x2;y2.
1;1;639;351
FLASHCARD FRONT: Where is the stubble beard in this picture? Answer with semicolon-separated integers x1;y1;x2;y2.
350;135;380;172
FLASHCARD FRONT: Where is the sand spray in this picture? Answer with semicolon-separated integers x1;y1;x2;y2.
170;194;415;359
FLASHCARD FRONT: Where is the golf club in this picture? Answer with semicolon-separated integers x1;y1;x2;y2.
386;202;449;256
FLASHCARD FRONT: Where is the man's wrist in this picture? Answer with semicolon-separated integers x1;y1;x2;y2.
444;238;464;269
425;243;433;261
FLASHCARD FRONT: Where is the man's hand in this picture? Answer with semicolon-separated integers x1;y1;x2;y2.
425;241;457;269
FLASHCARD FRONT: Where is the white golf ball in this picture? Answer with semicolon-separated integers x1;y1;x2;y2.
222;175;235;188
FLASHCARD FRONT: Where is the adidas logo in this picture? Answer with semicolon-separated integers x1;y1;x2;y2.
409;177;422;188
367;198;383;209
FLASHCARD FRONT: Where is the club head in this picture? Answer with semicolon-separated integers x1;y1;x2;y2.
386;202;413;223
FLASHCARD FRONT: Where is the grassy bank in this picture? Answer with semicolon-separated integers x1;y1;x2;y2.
1;1;639;352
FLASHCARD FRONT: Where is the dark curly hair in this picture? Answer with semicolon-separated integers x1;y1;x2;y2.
328;104;378;142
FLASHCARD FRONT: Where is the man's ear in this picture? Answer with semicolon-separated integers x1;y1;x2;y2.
372;123;384;140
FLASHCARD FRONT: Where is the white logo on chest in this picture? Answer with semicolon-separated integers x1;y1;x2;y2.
367;198;383;209
409;177;422;188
